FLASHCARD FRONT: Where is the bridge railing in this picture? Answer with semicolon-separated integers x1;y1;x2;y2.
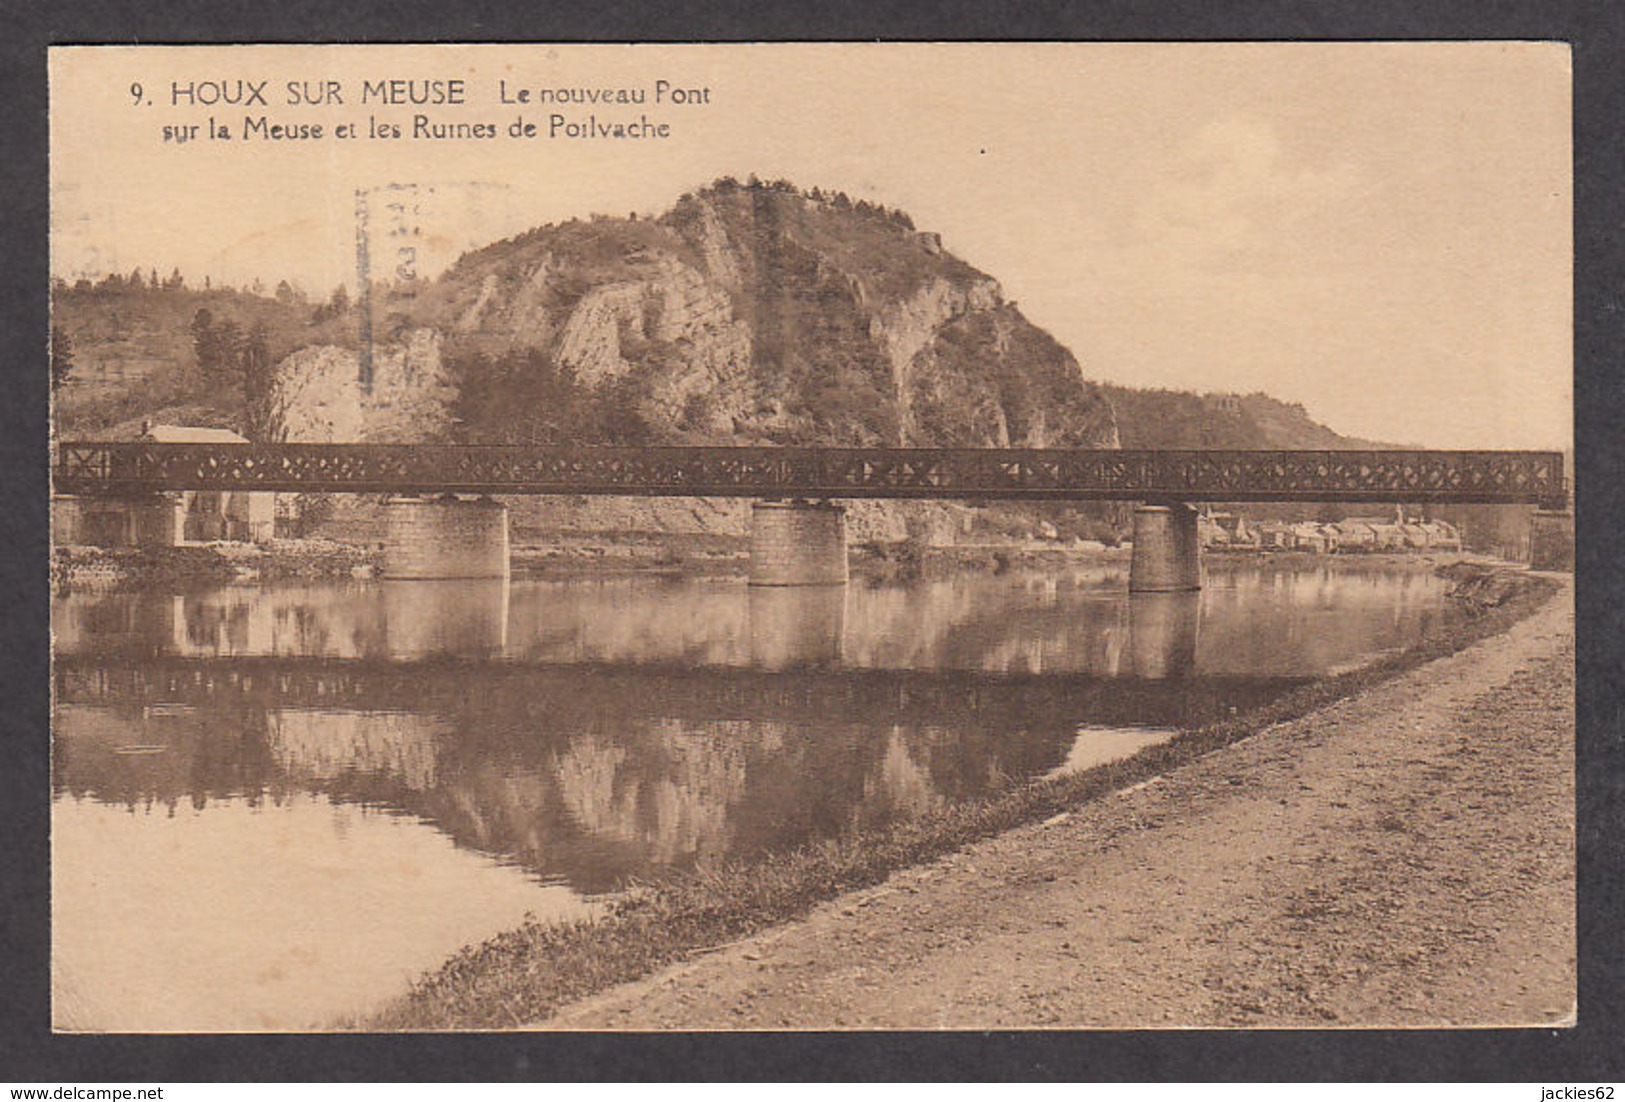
52;442;1568;506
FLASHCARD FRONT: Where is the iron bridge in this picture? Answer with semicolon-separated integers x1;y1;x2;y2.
54;442;1567;507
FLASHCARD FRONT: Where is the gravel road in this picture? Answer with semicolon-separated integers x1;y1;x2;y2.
546;581;1575;1029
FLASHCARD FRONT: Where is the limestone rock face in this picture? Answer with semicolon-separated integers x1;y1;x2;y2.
261;345;364;443
873;275;1006;445
555;281;645;386
262;329;454;443
53;185;1374;462
406;180;1119;450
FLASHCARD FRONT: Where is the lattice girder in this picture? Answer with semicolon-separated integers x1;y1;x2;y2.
52;442;1567;508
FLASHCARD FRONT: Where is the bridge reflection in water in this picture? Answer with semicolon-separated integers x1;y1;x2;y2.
1129;592;1200;680
49;569;1345;896
381;578;511;659
52;565;1466;1028
748;585;846;669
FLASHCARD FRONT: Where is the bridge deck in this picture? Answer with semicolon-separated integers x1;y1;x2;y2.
53;442;1567;507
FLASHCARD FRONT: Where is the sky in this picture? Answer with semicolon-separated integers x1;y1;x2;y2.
50;43;1571;450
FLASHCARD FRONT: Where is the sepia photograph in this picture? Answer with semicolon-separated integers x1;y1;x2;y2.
46;42;1574;1034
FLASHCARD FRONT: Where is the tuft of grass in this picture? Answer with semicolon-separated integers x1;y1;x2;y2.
360;571;1559;1031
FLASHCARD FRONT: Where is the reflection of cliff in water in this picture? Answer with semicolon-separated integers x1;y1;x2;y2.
51;564;1458;892
53;656;1300;893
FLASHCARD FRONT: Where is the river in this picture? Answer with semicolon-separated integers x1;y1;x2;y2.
50;558;1461;1030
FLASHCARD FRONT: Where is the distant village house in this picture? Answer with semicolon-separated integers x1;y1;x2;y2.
1218;506;1459;556
1197;510;1256;550
53;424;276;548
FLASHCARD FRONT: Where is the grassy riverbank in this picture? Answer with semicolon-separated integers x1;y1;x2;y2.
360;563;1558;1031
51;539;381;590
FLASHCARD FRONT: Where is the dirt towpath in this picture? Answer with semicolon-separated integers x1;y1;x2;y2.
547;582;1575;1029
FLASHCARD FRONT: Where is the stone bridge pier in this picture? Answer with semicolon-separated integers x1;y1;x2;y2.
1129;503;1203;593
749;500;849;587
52;493;185;548
382;495;510;580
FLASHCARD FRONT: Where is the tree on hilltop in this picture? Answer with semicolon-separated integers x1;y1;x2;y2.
240;322;273;439
191;307;243;385
190;308;216;367
50;326;74;390
311;284;351;325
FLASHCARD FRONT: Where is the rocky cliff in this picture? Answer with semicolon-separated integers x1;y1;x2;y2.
62;180;1380;462
391;178;1120;451
260;329;454;443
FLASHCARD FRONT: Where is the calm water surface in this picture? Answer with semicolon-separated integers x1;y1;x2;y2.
52;561;1459;1029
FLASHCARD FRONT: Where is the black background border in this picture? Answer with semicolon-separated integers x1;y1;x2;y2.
4;1;1620;1082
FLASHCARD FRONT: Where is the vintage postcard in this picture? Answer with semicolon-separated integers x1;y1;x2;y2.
48;43;1573;1032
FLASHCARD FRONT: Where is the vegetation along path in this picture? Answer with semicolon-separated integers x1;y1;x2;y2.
544;580;1575;1029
